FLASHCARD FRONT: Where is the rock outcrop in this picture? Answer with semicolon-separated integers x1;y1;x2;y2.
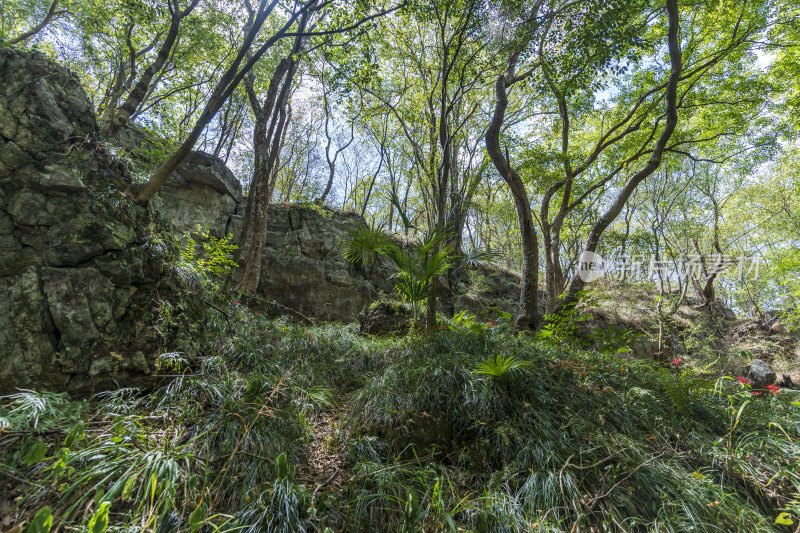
359;299;419;335
0;48;198;394
157;150;242;238
159;191;524;323
0;47;523;395
250;205;396;322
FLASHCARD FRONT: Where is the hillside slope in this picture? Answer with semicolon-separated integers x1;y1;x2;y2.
2;302;798;532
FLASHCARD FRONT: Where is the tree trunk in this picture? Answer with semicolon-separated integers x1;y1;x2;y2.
239;58;290;252
237;14;309;292
132;0;298;204
553;0;682;314
486;70;539;330
106;0;200;135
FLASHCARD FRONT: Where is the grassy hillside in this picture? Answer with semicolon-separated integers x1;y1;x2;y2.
2;299;798;532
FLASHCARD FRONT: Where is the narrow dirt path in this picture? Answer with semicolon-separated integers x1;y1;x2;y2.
297;408;348;512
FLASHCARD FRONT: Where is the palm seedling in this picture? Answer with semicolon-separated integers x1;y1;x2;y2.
474;354;528;380
342;219;454;331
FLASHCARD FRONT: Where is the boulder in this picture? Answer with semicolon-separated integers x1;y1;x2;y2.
770;322;787;335
173;151;242;200
359;300;418;335
254;205;393;322
157;151;241;238
746;358;777;388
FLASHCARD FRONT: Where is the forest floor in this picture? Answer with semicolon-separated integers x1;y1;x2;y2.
1;295;799;532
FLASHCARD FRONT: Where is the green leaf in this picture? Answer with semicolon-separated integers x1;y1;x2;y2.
22;440;48;465
26;506;52;533
189;502;208;533
87;501;110;533
64;422;85;448
150;472;158;503
121;475;137;501
94;488;105;508
474;354;528;378
775;512;794;525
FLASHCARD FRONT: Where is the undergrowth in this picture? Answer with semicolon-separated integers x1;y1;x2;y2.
1;302;798;532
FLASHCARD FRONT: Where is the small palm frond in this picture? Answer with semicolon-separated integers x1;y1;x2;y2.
387;191;416;231
415;227;451;255
420;246;453;280
393;273;429;304
474;355;528;379
384;241;412;273
342;221;390;267
458;247;501;271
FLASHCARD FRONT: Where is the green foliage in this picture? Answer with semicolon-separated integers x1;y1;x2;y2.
240;453;310;533
341;221;389;269
178;225;239;282
474;354;528;380
456;247;501;275
347;327;799;531
343;223;454;323
0;390;84;431
26;507;53;533
451;310;489;333
3;304;798;532
86;501;110;533
539;300;587;345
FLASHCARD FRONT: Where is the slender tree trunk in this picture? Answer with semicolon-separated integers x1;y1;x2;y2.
239;58;290;252
7;0;60;46
553;0;682;314
237;14;309;292
106;0;200;135
486;69;539;330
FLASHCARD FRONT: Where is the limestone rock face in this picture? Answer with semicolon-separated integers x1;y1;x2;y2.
174;151;242;199
255;205;394;322
157;169;523;324
0;48;195;394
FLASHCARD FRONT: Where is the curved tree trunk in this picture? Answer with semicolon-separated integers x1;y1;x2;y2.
106;0;201;135
132;0;301;204
7;0;60;46
486;69;539;330
237;13;309;292
553;0;683;315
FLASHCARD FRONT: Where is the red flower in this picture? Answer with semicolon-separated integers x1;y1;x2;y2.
440;324;447;330
488;321;495;328
751;391;763;396
307;333;313;338
284;203;290;209
232;301;239;306
765;384;781;395
671;357;682;366
737;376;751;385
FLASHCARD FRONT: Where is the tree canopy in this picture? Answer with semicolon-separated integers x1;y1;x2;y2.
4;0;799;326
